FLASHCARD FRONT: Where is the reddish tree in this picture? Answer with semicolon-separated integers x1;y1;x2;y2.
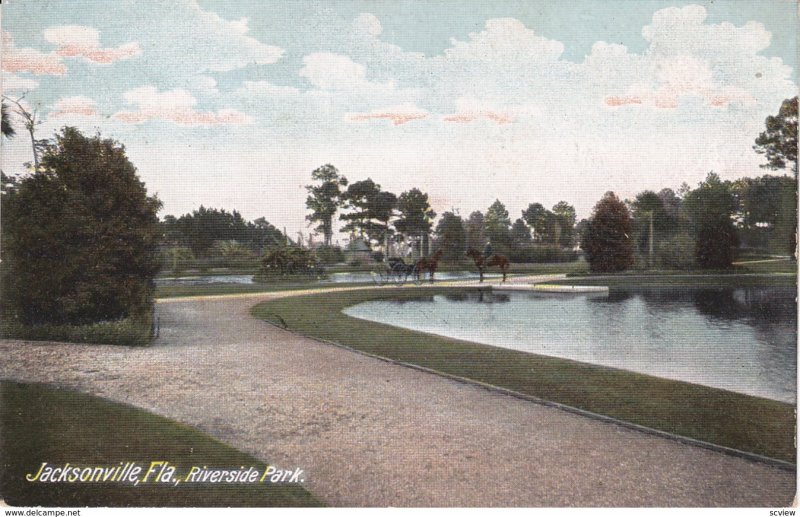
580;191;634;273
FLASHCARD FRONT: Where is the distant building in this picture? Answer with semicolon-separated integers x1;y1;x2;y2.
344;237;372;264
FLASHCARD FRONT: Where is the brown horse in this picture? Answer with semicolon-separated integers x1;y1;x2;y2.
466;248;509;282
415;247;445;283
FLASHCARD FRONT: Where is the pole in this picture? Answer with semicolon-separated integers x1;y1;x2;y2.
648;211;654;268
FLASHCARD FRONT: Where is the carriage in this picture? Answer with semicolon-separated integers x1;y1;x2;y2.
371;257;424;286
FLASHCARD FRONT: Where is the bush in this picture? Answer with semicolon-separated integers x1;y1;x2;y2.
256;247;323;280
506;245;579;263
0;310;154;347
314;245;344;264
2;128;161;326
655;234;696;270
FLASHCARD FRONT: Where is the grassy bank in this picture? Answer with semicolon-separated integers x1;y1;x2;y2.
0;381;322;507
252;286;795;463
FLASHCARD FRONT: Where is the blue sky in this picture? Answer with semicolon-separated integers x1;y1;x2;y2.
2;0;797;241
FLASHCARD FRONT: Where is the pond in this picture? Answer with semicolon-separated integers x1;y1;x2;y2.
343;287;797;403
155;271;497;286
155;275;255;286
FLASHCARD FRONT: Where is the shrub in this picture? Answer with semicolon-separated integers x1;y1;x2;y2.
314;245;344;264
0;310;154;347
2;128;161;327
506;245;579;263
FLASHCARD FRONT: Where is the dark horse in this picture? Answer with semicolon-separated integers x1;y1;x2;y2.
466;248;509;282
415;247;445;283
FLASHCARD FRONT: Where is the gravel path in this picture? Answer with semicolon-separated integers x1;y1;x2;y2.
1;286;795;507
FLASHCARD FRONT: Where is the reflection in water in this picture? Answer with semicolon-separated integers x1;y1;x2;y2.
155;270;498;286
443;292;510;304
343;287;797;403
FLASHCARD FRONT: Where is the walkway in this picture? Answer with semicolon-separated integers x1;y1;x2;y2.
0;284;794;506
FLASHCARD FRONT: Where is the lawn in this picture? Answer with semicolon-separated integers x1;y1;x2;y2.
0;381;323;507
252;285;795;463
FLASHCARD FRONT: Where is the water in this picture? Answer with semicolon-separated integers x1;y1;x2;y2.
155;271;497;285
321;271;500;283
343;287;798;403
155;275;255;285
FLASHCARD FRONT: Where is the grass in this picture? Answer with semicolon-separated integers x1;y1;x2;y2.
155;280;377;299
0;381;323;507
252;286;795;463
735;258;798;274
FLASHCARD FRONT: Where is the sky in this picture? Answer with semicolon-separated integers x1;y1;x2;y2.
2;0;797;242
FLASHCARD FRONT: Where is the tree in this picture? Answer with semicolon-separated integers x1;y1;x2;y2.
2;127;162;325
370;190;398;248
339;178;396;248
305;164;347;246
552;201;576;247
630;191;670;258
754;97;797;175
394;188;436;256
484;199;512;249
580;192;634;273
510;218;532;247
465;211;486;250
2;95;45;168
1;101;15;139
682;172;738;269
522;202;557;244
434;211;466;261
732;174;797;254
161;207;283;257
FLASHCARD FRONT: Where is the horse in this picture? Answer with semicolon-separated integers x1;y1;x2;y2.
415;247;445;283
465;247;509;283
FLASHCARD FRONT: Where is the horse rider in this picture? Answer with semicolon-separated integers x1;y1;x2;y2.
483;240;493;259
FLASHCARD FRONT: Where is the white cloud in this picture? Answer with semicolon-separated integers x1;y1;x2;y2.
353;13;382;37
43;25;141;64
51;96;98;117
599;5;793;110
181;0;283;72
3;73;39;91
441;18;564;63
2;31;66;75
113;86;253;126
192;75;220;96
299;53;394;92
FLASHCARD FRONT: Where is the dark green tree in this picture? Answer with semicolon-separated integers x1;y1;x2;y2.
510;218;532;247
552;201;576;247
630;191;672;258
394;188;436;256
434;211;466;261
522;202;557;244
754;97;797;176
3;127;162;325
465;211;486;250
161;207;284;257
732;175;796;254
484;199;512;249
305;164;347;246
580;191;634;273
1;102;15;139
339;178;397;247
682;173;738;269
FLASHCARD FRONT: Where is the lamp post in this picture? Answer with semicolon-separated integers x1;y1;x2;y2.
648;210;654;269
